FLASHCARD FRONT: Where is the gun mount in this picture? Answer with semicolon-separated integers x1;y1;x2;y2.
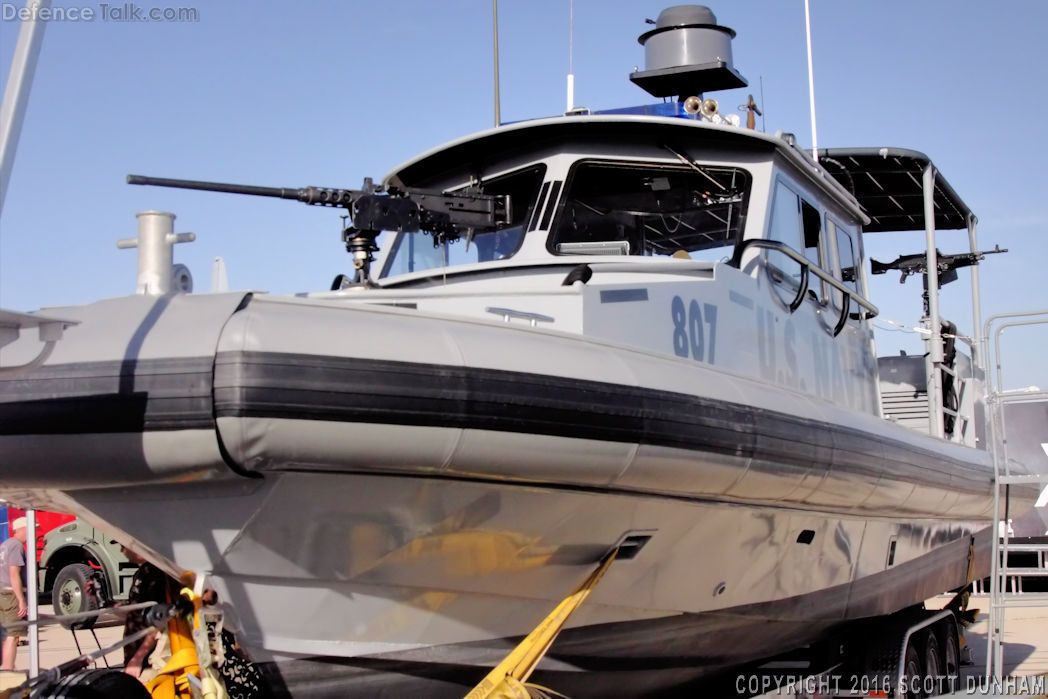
127;174;510;284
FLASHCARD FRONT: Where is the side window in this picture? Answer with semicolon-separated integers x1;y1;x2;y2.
766;182;804;288
801;200;825;301
766;181;830;304
831;219;860;307
768;181;803;250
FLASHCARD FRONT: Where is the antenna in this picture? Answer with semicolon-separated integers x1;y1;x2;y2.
566;0;575;112
760;76;766;132
493;0;501;127
803;0;818;161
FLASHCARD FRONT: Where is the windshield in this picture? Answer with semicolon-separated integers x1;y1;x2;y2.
549;161;751;261
380;165;546;278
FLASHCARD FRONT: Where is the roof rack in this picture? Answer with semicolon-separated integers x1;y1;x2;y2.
818;148;973;232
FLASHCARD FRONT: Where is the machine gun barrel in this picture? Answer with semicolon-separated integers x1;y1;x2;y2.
127;172;510;285
127;174;358;208
127;175;508;233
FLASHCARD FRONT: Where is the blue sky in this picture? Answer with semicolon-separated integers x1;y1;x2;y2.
1;0;1046;389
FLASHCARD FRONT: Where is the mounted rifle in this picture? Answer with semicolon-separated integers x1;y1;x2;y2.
127;174;510;284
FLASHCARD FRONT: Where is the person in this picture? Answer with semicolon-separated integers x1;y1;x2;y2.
118;544;178;680
0;517;28;671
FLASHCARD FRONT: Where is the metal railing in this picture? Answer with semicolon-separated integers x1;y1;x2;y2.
730;239;879;336
981;309;1048;681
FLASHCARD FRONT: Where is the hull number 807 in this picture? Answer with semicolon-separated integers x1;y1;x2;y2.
670;295;717;364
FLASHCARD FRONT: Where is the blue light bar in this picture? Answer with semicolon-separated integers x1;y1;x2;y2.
593;102;699;119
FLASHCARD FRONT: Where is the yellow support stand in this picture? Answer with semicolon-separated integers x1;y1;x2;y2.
465;549;618;699
146;585;224;699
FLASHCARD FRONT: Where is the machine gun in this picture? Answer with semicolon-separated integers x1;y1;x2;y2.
127;174;510;284
871;245;1007;286
871;245;1007;320
873;246;1006;437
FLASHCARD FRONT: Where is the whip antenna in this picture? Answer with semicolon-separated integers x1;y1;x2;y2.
804;0;818;161
493;0;501;127
566;0;575;112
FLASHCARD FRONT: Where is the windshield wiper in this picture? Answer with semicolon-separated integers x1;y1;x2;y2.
662;145;727;192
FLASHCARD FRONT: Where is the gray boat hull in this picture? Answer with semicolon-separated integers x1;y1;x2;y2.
0;292;1029;694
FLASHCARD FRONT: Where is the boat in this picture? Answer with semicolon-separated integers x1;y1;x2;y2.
0;5;1041;696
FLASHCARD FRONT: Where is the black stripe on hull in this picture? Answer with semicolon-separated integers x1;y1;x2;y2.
213;351;986;490
0;357;215;434
1;351;989;496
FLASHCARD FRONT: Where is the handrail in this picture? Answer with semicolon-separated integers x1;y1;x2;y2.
998;388;1048;405
730;239;879;335
981;309;1048;681
0;310;79;379
485;306;555;327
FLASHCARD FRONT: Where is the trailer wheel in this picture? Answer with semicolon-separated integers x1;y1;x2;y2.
39;668;150;698
939;621;960;694
901;640;924;699
52;563;102;629
922;631;942;696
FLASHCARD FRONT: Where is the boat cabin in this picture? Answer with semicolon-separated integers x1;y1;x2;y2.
306;109;976;450
304;6;982;447
315;5;989;448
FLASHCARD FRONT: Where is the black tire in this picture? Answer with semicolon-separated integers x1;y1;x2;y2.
923;631;942;697
901;640;924;699
52;563;102;630
939;620;960;695
39;668;151;698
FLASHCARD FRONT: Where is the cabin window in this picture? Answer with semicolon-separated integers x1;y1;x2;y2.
379;164;546;278
766;182;805;288
828;218;862;310
832;220;859;293
548;161;750;261
768;182;802;250
802;201;823;268
801;200;826;301
766;181;827;301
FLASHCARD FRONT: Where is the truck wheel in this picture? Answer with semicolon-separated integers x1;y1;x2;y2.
39;668;151;698
52;563;102;629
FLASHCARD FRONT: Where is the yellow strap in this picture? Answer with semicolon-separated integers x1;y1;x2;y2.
465;549;617;699
147;587;204;699
146;647;200;699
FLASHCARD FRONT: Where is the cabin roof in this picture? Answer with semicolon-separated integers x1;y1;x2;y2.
386;116;773;186
817;148;974;232
385;115;868;222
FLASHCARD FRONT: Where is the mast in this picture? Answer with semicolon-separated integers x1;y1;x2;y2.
0;0;50;215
